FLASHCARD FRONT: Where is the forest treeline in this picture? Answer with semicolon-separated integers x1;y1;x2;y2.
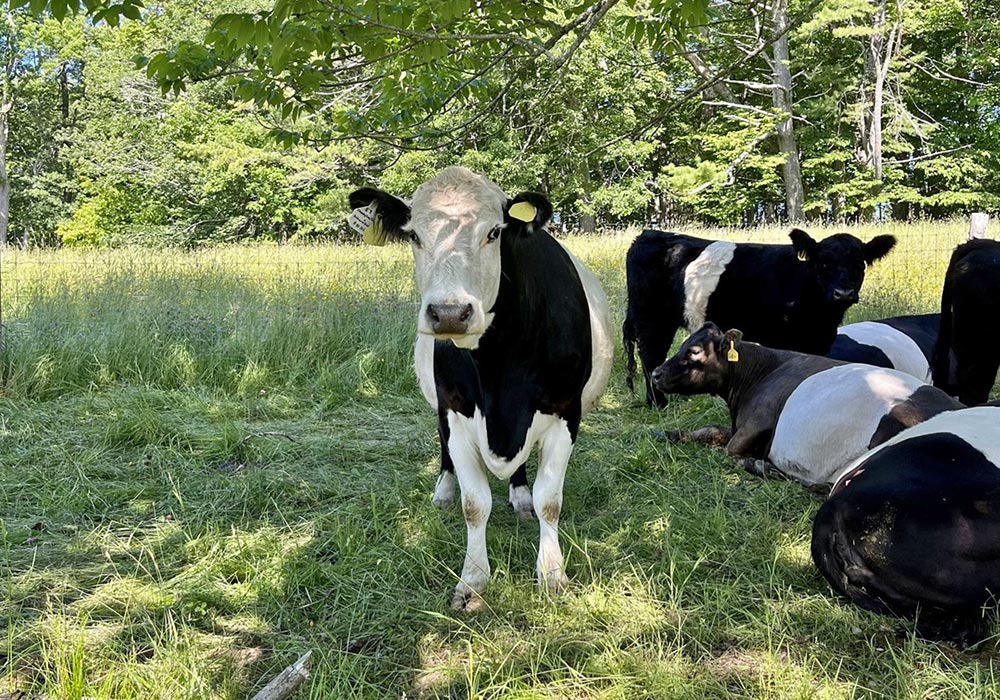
1;0;997;248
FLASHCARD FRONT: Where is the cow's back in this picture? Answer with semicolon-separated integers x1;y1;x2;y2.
768;364;952;485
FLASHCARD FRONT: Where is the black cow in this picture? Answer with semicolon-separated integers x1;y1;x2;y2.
932;239;1000;405
828;314;939;382
348;167;613;609
813;406;1000;641
652;323;961;488
624;228;897;406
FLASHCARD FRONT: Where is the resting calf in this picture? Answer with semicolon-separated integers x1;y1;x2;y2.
828;313;938;382
652;323;961;488
813;406;1000;642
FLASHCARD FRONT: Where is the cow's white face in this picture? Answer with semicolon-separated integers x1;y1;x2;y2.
348;167;549;350
406;168;509;349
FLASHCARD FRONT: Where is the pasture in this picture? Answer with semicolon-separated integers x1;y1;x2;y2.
1;220;998;699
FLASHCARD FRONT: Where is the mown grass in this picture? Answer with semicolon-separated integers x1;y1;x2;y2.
1;220;998;699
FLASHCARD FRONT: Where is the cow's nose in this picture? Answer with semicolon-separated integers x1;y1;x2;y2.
427;303;473;335
651;366;665;386
833;288;858;303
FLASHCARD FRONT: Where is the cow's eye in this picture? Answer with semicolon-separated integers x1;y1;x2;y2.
487;226;502;243
408;231;421;247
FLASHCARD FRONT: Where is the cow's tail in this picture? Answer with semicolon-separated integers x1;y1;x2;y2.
623;310;638;393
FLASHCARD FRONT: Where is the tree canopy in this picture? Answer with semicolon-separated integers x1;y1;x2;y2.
2;0;998;247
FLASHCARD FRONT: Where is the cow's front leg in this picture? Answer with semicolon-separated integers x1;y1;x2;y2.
448;417;492;610
534;421;574;592
659;424;732;446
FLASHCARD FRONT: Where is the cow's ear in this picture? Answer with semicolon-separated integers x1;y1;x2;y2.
505;192;553;233
864;234;897;263
723;329;744;363
789;228;818;262
348;188;411;245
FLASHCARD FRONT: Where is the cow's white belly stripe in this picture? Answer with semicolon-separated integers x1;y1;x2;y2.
683;241;736;330
831;406;1000;489
448;409;565;480
769;364;925;485
839;321;931;382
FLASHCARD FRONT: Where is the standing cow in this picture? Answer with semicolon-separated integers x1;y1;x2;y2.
624;228;897;406
651;323;961;488
349;167;613;609
828;313;939;382
813;405;1000;641
932;239;1000;405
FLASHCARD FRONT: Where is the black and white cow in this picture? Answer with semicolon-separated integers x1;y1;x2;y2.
813;405;1000;641
651;323;961;488
624;228;897;406
932;239;1000;405
349;167;613;609
828;313;939;382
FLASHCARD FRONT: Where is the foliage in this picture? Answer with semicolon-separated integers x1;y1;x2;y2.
2;0;999;246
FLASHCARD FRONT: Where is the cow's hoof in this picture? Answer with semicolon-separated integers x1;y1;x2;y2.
656;430;684;444
540;570;569;594
509;484;535;519
743;458;769;477
450;590;485;611
432;471;457;509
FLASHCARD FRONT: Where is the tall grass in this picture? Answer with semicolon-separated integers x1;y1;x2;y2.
1;221;996;699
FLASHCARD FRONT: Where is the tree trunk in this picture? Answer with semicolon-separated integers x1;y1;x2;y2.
858;1;899;185
770;0;805;223
0;104;9;248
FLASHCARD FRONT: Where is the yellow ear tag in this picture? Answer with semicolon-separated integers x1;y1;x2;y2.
797;250;808;262
349;202;388;246
727;345;740;362
363;218;389;246
509;201;536;223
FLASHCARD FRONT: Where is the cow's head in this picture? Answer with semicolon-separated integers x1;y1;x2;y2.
348;167;552;349
651;323;742;396
789;229;896;308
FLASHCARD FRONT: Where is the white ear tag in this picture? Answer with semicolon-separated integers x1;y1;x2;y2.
348;202;388;246
509;201;536;223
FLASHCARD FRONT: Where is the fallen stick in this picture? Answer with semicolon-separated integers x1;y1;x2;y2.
251;650;312;700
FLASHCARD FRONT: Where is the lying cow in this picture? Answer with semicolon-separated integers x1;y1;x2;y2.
624;228;897;406
932;239;1000;405
828;313;939;382
813;405;1000;641
349;167;613;609
652;323;961;488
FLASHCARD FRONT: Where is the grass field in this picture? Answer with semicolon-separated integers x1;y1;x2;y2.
2;220;999;699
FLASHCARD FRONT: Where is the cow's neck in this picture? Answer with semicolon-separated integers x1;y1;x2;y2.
481;231;562;352
720;343;788;418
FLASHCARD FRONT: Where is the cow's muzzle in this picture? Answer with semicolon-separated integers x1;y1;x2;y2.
426;303;474;336
832;287;858;304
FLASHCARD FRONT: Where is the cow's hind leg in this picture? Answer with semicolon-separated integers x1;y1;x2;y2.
534;420;574;592
508;465;534;519
432;413;457;509
448;415;493;610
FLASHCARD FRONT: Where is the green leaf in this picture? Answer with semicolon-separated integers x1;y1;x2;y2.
121;2;141;20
